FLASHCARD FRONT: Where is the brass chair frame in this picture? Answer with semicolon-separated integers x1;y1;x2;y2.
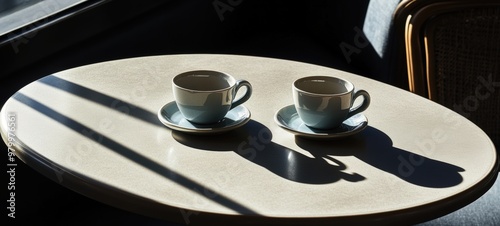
399;0;500;99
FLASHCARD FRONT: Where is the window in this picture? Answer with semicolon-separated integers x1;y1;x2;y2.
0;0;86;36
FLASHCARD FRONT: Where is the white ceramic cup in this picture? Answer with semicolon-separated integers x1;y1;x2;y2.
293;76;370;129
172;70;252;124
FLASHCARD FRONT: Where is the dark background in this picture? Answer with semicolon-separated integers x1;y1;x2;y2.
1;0;498;225
1;1;370;225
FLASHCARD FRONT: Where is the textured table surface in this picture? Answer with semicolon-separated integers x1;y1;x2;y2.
1;54;497;225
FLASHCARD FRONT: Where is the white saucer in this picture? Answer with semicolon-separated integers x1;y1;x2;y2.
274;105;368;139
158;101;251;134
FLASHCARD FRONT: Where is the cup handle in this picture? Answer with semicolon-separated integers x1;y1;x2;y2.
230;80;252;110
346;89;370;119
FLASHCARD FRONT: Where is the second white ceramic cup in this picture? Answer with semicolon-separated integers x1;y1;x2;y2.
293;76;370;129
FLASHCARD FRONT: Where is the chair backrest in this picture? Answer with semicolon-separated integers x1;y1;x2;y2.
397;0;500;147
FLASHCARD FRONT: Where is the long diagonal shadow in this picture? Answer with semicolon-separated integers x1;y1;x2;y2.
38;75;163;127
296;126;465;188
173;120;366;184
13;92;258;215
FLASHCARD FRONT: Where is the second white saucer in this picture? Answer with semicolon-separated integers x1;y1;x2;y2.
275;105;368;139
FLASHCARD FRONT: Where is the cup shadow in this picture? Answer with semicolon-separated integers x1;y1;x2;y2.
172;120;365;184
296;126;465;188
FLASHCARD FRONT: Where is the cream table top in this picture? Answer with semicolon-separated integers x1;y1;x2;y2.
1;54;497;225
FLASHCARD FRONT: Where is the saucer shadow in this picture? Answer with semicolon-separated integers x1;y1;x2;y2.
296;126;465;188
172;120;365;184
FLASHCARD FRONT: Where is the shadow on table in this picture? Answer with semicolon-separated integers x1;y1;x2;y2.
296;126;465;188
173;120;365;184
38;75;164;127
175;123;465;188
12;92;259;217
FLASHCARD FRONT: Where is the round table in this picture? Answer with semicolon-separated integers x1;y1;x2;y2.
1;54;497;225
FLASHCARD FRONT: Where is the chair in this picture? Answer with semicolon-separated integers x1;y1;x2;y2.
394;1;500;225
396;0;500;148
